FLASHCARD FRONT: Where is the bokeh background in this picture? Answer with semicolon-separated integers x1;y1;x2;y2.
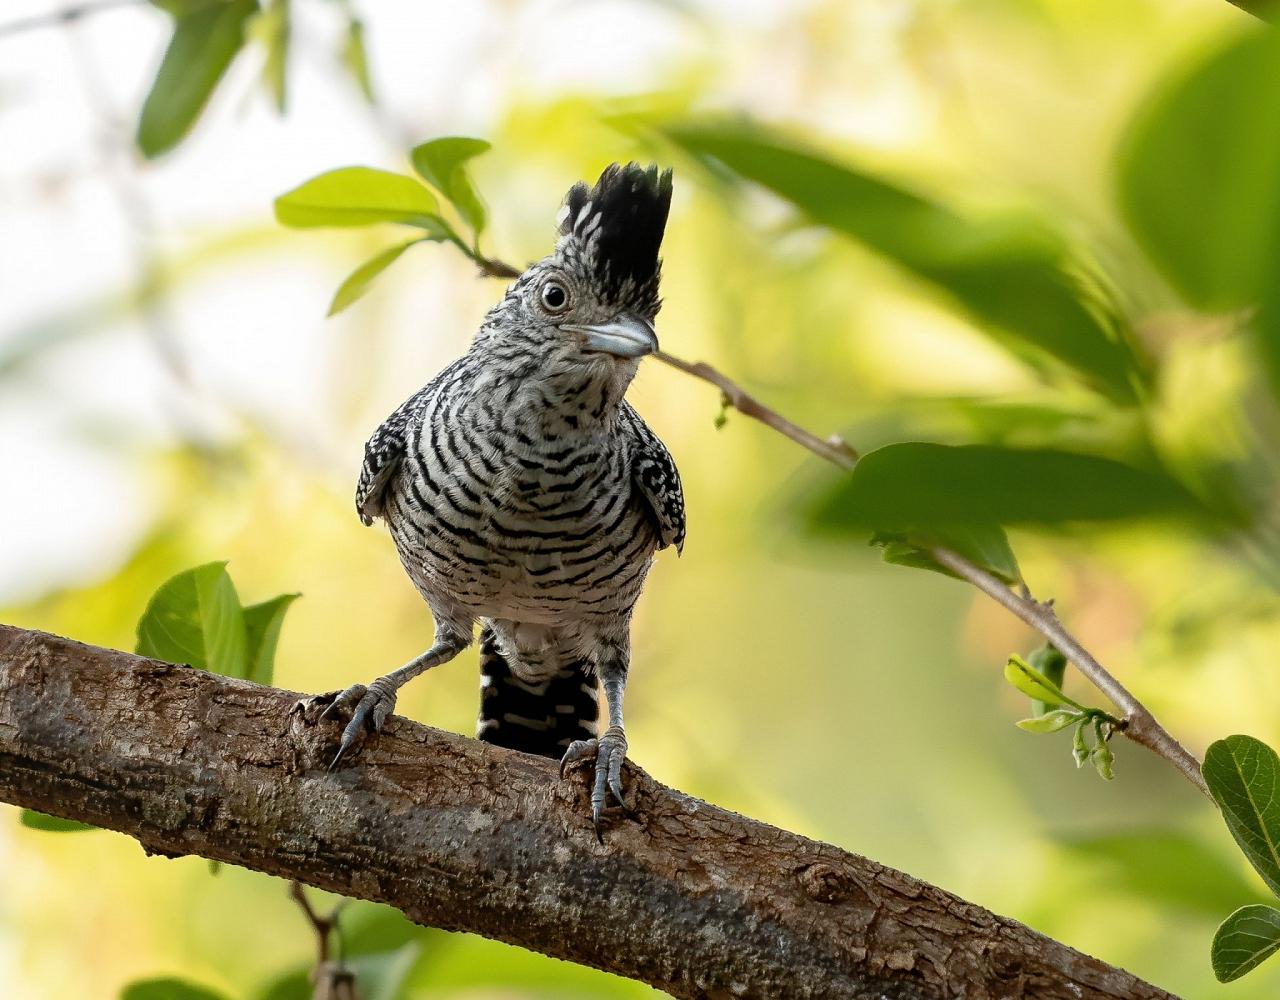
3;0;1279;996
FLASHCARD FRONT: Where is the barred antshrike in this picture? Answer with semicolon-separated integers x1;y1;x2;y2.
313;163;684;837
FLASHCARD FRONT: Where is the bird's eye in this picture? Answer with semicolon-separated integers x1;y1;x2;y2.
540;280;570;313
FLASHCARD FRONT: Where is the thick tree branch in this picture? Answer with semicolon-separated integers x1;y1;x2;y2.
1;624;1173;999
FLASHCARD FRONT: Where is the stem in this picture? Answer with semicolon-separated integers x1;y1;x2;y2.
290;881;333;967
652;350;859;467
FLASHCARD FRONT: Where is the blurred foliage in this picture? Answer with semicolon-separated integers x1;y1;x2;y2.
11;0;1280;996
658;120;1151;403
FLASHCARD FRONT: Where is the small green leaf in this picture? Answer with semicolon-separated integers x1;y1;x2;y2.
327;240;427;316
1072;718;1090;768
410;137;491;238
1212;904;1280;983
136;0;258;158
1204;735;1280;897
1027;644;1067;717
808;443;1200;532
1117;30;1280;312
1004;655;1084;710
19;809;97;833
340;17;375;104
1016;708;1082;733
136;562;247;678
275;167;441;229
121;977;231;1000
1091;741;1116;781
241;592;299;686
208;859;222;876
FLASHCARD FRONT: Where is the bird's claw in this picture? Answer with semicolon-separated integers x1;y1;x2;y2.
298;679;398;770
559;726;632;842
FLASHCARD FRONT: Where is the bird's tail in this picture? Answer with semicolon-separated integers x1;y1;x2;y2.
475;625;598;759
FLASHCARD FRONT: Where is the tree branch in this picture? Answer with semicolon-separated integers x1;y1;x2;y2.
1;624;1174;999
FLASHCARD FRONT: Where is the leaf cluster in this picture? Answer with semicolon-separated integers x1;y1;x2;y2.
274;139;497;315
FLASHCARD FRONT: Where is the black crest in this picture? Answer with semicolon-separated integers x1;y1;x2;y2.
559;163;673;315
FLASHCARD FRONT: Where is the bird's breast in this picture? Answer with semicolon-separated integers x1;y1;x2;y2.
387;423;655;621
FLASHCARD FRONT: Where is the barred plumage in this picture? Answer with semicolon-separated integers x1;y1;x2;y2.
317;163;683;837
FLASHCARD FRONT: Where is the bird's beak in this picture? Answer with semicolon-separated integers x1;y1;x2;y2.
565;313;658;359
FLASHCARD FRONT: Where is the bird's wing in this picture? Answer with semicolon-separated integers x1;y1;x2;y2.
355;383;433;526
622;403;686;553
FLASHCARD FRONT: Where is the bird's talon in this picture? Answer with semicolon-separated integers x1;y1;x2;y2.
302;681;396;769
559;729;633;837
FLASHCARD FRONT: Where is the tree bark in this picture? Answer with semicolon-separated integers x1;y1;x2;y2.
0;623;1176;1000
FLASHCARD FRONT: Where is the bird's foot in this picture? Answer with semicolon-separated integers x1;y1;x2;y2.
559;725;634;842
294;678;398;769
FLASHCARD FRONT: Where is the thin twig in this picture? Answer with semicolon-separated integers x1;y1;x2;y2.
290;880;333;967
0;0;142;40
927;547;1210;796
290;881;360;1000
470;252;1209;797
653;350;859;467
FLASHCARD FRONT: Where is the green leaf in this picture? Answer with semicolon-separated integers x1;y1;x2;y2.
1016;708;1081;733
1004;655;1084;711
876;523;1020;585
136;0;258;158
328;240;428;316
121;977;230;1000
19;809;96;833
808;443;1199;532
136;561;247;678
340;17;375;104
241;592;299;686
275;167;441;229
1204;735;1280;897
249;0;289;113
1091;741;1116;781
1116;30;1280;312
1072;718;1090;768
1212;905;1280;983
661;121;1147;402
1027;643;1067;717
410;137;491;238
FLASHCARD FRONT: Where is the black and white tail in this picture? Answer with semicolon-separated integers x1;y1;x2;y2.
475;626;598;759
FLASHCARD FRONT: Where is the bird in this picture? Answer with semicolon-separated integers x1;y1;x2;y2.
312;162;685;839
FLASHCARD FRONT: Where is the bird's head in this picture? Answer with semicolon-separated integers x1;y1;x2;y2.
477;163;672;383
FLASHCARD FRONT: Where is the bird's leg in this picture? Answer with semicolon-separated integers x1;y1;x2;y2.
302;632;466;769
560;659;631;841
